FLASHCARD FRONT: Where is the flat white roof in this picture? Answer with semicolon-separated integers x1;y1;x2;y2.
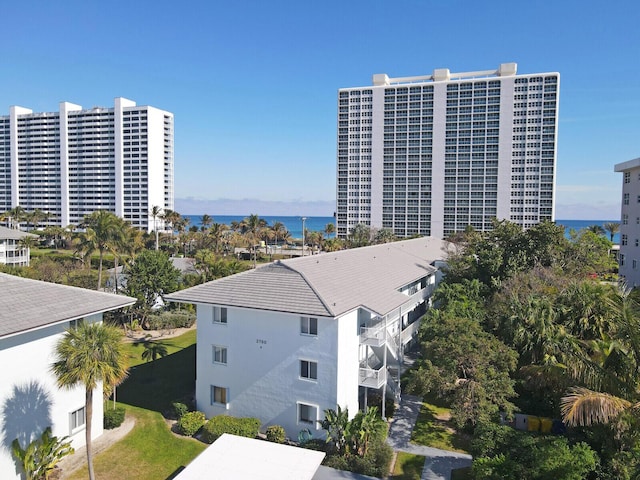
174;434;325;480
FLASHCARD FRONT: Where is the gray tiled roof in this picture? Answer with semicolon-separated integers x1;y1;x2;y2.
0;225;39;240
0;273;136;338
166;237;449;318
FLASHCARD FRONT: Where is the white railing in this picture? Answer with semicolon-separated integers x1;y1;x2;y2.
359;366;387;389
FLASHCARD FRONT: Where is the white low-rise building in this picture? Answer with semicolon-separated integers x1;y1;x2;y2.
0;226;38;267
0;273;135;479
167;237;448;440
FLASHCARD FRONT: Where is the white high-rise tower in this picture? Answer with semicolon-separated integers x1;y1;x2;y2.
0;98;173;231
336;63;560;238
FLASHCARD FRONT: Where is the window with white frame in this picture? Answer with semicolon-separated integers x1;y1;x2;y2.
70;406;86;431
211;385;228;405
300;360;317;380
300;317;318;336
213;307;227;324
298;403;318;426
213;345;227;364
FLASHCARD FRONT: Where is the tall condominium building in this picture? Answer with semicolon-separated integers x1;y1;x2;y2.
614;157;640;287
336;63;560;239
0;98;173;231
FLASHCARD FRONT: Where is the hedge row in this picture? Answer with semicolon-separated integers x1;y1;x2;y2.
201;416;261;443
146;311;195;330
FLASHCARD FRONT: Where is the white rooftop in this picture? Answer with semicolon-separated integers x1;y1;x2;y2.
173;434;325;480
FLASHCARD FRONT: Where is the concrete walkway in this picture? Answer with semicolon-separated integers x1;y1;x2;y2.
387;395;472;480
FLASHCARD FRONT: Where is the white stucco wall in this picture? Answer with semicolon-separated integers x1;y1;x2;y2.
335;310;360;416
0;316;104;480
195;305;355;440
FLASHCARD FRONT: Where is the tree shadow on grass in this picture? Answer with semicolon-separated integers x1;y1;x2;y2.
118;344;196;415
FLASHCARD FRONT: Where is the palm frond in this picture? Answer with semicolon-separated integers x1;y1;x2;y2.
560;387;632;427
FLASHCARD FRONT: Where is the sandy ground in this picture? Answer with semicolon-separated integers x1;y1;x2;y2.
123;324;196;343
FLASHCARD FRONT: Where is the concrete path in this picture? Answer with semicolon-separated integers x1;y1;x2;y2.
387;395;472;480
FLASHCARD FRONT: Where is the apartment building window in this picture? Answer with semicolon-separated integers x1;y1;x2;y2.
625;172;631;183
213;307;227;324
624;194;630;205
298;403;318;426
634;260;638;269
300;317;318;336
70;406;86;432
620;254;625;266
213;345;227;365
300;360;318;380
211;385;228;405
636;239;639;247
622;235;628;246
623;214;629;225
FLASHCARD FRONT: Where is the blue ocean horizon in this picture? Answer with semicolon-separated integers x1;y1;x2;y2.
182;215;620;243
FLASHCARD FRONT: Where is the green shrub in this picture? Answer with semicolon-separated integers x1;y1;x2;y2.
172;402;189;419
104;405;126;429
322;440;393;478
201;416;261;443
177;411;206;436
266;425;286;443
146;311;196;330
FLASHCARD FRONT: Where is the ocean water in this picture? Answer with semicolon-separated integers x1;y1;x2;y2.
557;219;620;243
183;215;336;239
182;215;621;243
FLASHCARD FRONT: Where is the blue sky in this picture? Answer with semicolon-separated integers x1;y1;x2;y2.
2;0;638;218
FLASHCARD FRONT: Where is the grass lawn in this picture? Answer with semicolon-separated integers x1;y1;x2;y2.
65;404;206;480
118;330;197;414
390;451;425;480
411;402;471;453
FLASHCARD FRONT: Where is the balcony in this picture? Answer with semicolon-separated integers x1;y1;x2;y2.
359;318;386;346
359;366;386;389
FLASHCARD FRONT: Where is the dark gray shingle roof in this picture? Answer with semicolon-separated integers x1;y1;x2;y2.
0;273;136;338
166;237;449;318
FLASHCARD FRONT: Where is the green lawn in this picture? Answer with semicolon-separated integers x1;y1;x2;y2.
411;402;471;453
390;451;425;480
65;330;203;479
66;405;206;480
118;330;197;414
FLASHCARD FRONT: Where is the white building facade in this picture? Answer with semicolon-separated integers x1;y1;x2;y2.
0;226;37;267
167;237;448;440
0;273;134;480
336;63;560;239
615;158;640;287
0;98;173;232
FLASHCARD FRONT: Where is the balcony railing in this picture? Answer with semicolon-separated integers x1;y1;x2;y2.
359;366;386;389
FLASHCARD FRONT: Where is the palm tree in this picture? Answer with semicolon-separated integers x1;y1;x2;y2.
241;214;267;268
324;223;336;238
271;221;287;248
51;322;128;480
208;223;228;253
149;206;163;251
80;210;125;290
8;205;26;229
586;224;606;236
603;222;620;242
200;214;213;232
561;289;640;427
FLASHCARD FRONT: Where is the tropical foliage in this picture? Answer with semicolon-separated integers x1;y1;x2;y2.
11;427;74;480
51;322;129;480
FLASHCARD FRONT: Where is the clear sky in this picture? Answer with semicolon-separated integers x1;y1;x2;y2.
2;0;638;218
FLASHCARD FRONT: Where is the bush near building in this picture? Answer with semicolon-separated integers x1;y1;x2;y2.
201;416;261;444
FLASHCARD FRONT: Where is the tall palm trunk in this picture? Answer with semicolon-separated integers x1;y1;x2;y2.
97;251;104;291
85;387;95;480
